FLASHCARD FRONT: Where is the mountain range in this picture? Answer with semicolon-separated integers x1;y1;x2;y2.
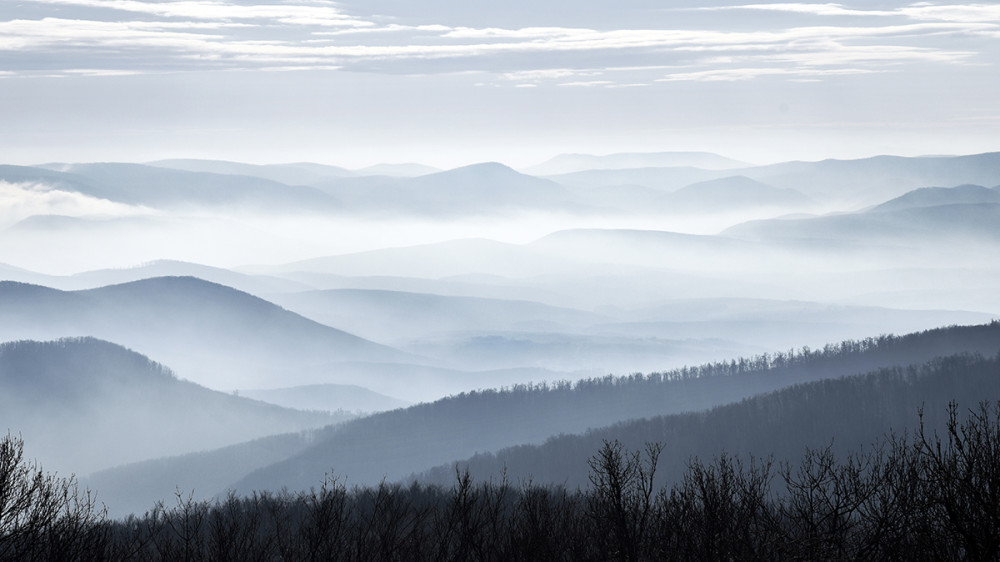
2;150;999;521
0;276;412;390
86;322;1000;517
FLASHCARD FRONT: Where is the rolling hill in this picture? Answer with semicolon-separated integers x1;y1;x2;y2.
663;175;814;213
314;162;588;216
87;322;1000;516
419;350;1000;491
869;184;1000;213
737;152;1000;207
269;288;606;344
147;159;354;185
0;276;414;390
525;151;747;175
0;337;341;476
723;201;1000;246
36;163;341;211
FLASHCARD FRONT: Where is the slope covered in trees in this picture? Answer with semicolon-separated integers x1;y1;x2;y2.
89;322;1000;516
7;399;1000;560
419;351;1000;491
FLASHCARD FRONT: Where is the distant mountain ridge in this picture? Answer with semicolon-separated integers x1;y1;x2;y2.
665;175;814;212
870;184;1000;212
147;159;354;185
526;151;747;175
0;276;413;389
35;163;341;211
723;201;1000;246
314;162;590;216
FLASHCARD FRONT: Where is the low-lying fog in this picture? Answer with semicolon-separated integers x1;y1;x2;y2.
1;153;998;491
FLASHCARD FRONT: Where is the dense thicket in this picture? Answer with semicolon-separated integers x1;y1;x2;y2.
4;400;1000;561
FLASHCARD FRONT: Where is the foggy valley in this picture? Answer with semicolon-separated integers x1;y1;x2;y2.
2;151;999;526
3;0;1000;557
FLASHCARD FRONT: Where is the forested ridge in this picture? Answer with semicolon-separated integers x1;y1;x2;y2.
88;321;1000;516
233;322;1000;492
3;399;1000;561
419;351;1000;489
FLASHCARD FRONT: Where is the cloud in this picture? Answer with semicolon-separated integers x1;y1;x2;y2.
656;66;874;82
558;80;614;87
1;0;996;83
24;0;371;27
0;181;152;227
698;3;897;17
704;2;1000;24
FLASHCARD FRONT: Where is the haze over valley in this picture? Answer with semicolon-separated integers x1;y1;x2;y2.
1;149;999;519
2;2;1000;553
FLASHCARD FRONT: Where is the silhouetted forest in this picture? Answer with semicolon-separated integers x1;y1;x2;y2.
3;400;1000;561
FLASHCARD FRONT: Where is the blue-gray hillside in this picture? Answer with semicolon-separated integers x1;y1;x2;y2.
543;166;723;191
0;276;413;389
36;163;340;211
870;184;1000;212
0;337;340;476
421;351;1000;492
525;151;746;175
241;383;411;414
738;152;1000;206
663;175;814;212
313;162;588;216
723;200;1000;246
226;323;1000;496
270;288;605;343
0;164;103;195
83;322;1000;517
148;159;353;185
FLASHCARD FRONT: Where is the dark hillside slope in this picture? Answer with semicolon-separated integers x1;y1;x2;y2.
0;338;339;475
423;352;1000;490
228;322;1000;495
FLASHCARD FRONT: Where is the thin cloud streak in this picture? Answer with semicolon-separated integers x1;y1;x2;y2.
0;12;989;81
24;0;370;26
700;3;1000;24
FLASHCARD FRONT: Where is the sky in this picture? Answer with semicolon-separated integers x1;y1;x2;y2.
1;0;999;168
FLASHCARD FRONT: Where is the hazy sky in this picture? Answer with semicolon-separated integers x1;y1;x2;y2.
2;1;998;168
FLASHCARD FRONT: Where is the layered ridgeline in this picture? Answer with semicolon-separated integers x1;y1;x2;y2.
2;152;996;222
544;151;1000;208
88;322;1000;517
419;352;1000;490
8;163;341;212
0;338;341;476
0;276;414;391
